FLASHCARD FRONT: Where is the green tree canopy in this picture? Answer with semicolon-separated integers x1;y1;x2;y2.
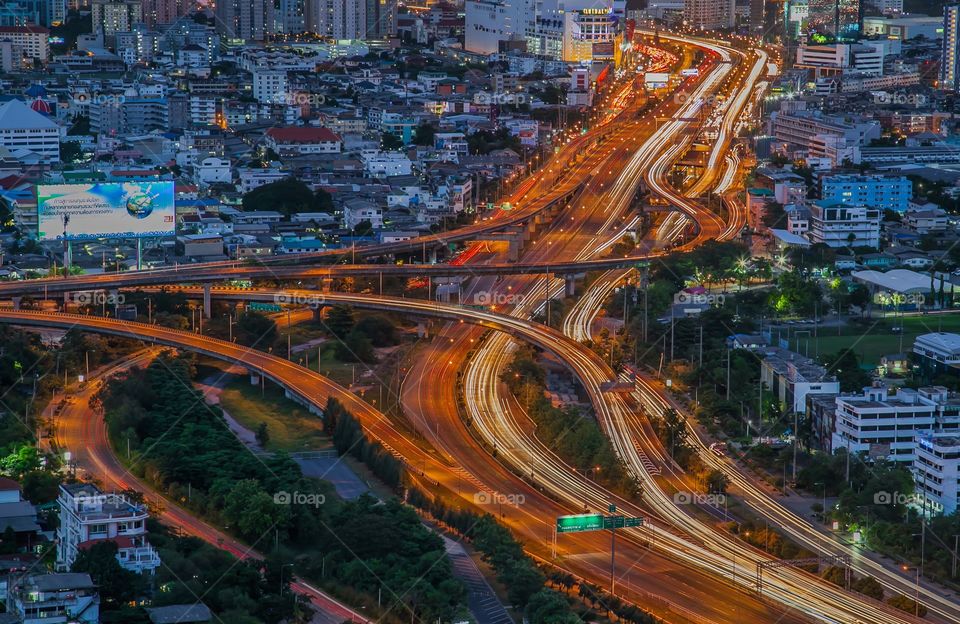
241;178;334;216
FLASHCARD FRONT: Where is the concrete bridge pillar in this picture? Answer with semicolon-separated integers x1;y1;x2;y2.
202;283;212;319
565;274;577;297
250;372;260;386
12;297;21;310
312;305;323;322
429;247;438;264
417;321;428;339
507;238;523;262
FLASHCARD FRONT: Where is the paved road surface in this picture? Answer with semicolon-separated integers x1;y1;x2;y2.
441;535;514;624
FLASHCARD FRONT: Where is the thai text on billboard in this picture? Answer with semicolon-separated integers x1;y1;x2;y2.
37;182;175;241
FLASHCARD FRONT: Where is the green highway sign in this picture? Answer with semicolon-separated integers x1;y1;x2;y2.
247;302;282;313
604;516;643;529
556;514;642;533
556;513;604;533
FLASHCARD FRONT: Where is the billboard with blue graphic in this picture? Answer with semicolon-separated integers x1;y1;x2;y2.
37;182;175;241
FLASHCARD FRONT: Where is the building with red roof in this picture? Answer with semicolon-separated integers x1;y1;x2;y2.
264;126;342;155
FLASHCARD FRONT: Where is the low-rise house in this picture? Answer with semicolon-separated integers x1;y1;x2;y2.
0;477;41;549
6;573;99;624
903;204;948;234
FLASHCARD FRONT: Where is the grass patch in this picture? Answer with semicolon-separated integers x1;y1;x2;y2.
217;376;331;453
785;314;960;366
281;320;331;346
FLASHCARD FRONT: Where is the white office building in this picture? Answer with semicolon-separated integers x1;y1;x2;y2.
56;483;161;575
915;433;960;515
795;42;884;76
0;99;60;163
770;110;880;165
807;200;881;248
832;386;938;464
913;332;960;380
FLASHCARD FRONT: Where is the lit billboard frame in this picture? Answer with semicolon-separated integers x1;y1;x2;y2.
37;181;175;241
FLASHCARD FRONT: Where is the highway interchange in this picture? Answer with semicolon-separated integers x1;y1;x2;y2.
5;29;953;624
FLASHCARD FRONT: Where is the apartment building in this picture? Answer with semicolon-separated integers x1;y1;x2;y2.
252;69;288;104
683;0;734;30
56;483;161;575
0;25;50;62
819;174;912;213
915;433;960;515
807;200;881;248
91;0;143;36
943;3;960;92
832;386;938;464
215;0;274;41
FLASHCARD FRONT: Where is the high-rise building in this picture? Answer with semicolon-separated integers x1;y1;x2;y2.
278;0;305;33
683;0;735;30
304;0;328;35
0;0;66;26
215;0;274;41
91;0;143;36
304;0;394;38
365;0;396;38
942;4;960;92
465;0;529;55
749;0;765;31
331;0;365;38
140;0;183;27
807;0;861;39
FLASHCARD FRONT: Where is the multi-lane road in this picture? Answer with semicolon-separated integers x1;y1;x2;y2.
48;349;369;624
2;28;943;624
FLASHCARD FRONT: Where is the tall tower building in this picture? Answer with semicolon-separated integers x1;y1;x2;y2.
365;0;396;38
278;0;305;34
91;0;143;36
464;0;529;54
140;0;181;26
942;4;960;92
683;0;735;30
215;0;274;41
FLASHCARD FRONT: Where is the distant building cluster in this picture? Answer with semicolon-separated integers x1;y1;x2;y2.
744;332;960;516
